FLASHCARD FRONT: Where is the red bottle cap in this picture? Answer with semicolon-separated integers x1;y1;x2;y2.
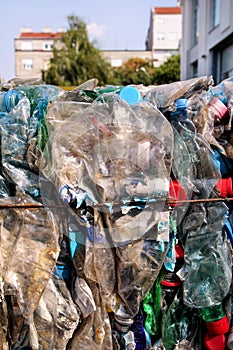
175;244;184;259
169;180;187;207
216;178;233;197
204;333;226;350
205;315;230;336
208;97;229;121
160;279;181;287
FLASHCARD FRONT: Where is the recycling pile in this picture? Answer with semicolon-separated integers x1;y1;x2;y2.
0;75;233;350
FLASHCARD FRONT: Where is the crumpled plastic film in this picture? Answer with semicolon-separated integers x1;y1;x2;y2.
115;237;170;319
67;282;113;350
34;276;80;350
144;75;214;110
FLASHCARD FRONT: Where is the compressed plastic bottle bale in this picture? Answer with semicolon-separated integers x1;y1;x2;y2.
0;85;65;200
15;85;63;171
0;94;40;197
170;98;221;199
0;192;60;324
41;93;174;243
182;201;232;309
39;87;178;349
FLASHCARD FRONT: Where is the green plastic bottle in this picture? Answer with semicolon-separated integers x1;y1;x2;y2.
200;304;230;350
200;304;225;323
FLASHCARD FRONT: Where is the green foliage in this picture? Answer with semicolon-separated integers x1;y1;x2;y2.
112;55;180;86
152;54;180;85
112;58;154;86
43;14;115;86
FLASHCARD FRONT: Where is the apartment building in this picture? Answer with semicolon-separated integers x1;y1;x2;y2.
145;6;182;67
181;0;233;83
14;27;64;79
14;28;152;80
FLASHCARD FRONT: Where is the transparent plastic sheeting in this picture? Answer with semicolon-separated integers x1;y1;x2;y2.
0;75;232;350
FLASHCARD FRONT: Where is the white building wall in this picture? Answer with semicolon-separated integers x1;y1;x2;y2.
146;6;182;67
153;14;182;50
181;0;233;83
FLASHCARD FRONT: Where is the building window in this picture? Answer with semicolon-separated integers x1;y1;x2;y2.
156;32;165;40
221;44;233;80
210;0;221;29
192;60;198;77
192;0;199;46
111;59;122;67
22;59;33;70
44;42;53;50
21;42;32;50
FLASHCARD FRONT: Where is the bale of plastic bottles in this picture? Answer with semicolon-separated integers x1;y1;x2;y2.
0;75;233;349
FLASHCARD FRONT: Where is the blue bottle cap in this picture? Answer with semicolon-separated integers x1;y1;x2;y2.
53;263;71;280
175;98;187;109
119;86;142;105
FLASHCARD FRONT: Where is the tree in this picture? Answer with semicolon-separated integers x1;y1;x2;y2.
112;55;180;86
113;58;154;86
152;54;180;85
43;15;115;86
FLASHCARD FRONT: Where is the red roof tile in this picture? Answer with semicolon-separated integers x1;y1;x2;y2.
153;7;182;14
19;32;64;39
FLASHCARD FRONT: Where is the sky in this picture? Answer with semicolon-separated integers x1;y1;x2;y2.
0;0;178;82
